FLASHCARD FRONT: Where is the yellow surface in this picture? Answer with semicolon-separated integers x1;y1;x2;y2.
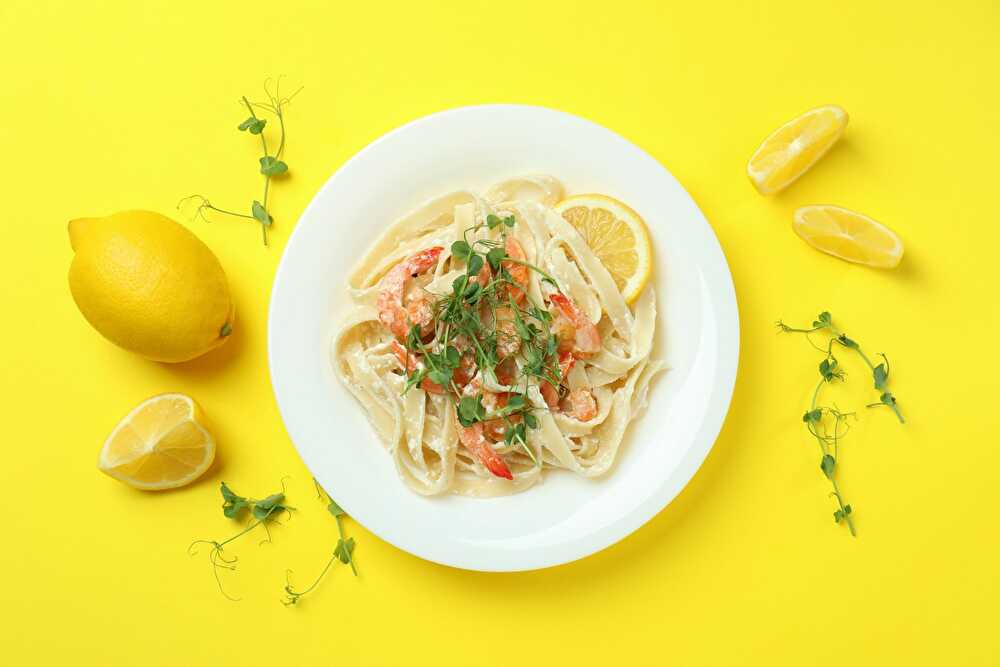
1;1;997;665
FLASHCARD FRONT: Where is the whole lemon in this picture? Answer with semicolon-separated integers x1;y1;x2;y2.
68;211;235;363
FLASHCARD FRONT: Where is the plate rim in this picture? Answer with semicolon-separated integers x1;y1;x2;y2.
268;103;740;571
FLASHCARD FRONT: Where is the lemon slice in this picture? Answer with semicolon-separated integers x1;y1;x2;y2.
793;205;903;269
747;105;848;195
554;194;652;303
98;393;216;490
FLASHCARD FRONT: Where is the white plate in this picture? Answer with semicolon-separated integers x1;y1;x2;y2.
269;105;739;571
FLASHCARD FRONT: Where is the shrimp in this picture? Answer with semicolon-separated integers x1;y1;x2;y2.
501;236;528;304
453;351;477;388
457;421;513;480
376;247;443;340
540;352;576;409
562;388;597;421
494;356;518;386
389;340;445;394
549;292;601;358
482;392;522;442
468;258;492;288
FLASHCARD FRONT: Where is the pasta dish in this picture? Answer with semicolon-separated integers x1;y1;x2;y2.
332;176;662;496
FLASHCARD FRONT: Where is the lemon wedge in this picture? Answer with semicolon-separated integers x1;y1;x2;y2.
98;393;216;490
748;105;848;195
554;194;652;303
793;205;903;269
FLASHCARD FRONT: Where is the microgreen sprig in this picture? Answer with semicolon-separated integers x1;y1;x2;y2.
778;311;904;423
282;480;358;606
189;481;294;601
179;79;301;246
778;311;907;535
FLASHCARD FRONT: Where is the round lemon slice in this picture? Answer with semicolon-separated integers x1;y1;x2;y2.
793;205;903;269
554;194;652;303
98;393;216;490
747;105;848;195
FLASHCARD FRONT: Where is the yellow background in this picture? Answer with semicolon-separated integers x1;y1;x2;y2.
2;1;997;665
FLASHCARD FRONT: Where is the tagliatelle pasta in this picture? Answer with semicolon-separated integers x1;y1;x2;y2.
332;176;663;496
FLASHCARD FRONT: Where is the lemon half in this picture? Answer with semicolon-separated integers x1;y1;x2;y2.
98;393;216;490
554;194;652;304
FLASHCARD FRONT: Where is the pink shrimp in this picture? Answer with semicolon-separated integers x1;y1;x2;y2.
389;340;445;394
540;352;576;409
457;420;513;480
501;237;528;304
452;351;478;388
469;258;492;288
482;392;522;443
376;247;444;340
548;292;601;358
494;356;518;386
562;388;597;421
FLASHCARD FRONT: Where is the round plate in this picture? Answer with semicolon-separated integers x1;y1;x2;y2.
269;105;739;571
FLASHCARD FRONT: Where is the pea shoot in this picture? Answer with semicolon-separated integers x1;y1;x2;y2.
282;480;358;606
188;481;294;601
179;79;301;246
778;311;907;535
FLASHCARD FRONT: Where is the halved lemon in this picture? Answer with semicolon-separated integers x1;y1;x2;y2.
793;205;903;269
98;393;216;490
554;194;652;303
747;105;848;195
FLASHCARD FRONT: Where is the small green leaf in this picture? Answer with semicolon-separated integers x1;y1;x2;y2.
524;412;539;429
834;509;844;523
514;316;533;341
259;156;288;176
252;492;287;520
486;214;501;229
802;409;823;423
463;282;481;302
451;240;471;261
487;247;506;270
406;324;422;351
506;394;526;410
873;364;888;390
427;369;452;387
467;254;484;277
820;454;836;480
445;346;460;368
545;335;558;357
880;392;897;406
334;537;355;564
238;117;266;134
220;482;249;518
812;311;832;328
504;427;514;445
458;396;484;426
251;200;272;226
843;504;852;515
503;215;516;228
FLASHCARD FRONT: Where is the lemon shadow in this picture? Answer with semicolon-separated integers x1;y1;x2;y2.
157;313;247;381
